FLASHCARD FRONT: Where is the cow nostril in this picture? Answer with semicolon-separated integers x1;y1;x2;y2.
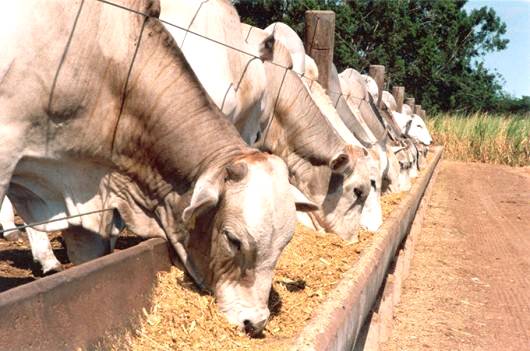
243;319;256;334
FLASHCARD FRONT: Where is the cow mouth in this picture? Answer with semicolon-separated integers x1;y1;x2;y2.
243;320;265;338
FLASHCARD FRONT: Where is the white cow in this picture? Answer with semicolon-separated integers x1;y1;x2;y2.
338;68;411;192
160;0;268;145
160;3;373;242
1;0;318;334
258;23;384;232
301;57;383;232
381;89;433;146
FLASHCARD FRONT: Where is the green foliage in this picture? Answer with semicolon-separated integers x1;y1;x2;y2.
233;0;525;113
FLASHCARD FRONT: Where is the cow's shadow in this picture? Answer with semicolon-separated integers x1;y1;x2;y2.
0;248;39;293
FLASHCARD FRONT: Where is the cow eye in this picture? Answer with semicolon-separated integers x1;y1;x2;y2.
354;187;364;198
370;179;377;189
223;229;241;251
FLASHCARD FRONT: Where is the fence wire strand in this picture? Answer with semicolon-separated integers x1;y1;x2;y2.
1;0;404;237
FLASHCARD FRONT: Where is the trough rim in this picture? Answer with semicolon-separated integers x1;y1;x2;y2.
0;237;172;351
292;146;443;351
0;237;167;306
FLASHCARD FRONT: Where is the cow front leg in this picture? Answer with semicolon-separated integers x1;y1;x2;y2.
62;226;110;265
0;197;22;241
26;227;63;274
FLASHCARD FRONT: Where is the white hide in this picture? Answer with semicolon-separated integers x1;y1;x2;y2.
26;227;63;273
264;22;306;76
409;114;432;145
362;74;379;102
0;197;21;241
338;70;399;192
160;0;267;144
391;111;432;145
302;58;383;234
402;104;413;116
342;71;415;194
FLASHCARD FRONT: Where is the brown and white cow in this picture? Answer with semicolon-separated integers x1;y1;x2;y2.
243;24;372;241
0;0;318;334
157;2;372;242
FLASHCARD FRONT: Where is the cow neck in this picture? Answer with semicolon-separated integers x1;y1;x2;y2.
328;66;375;147
259;67;344;206
112;17;249;202
364;94;391;141
261;65;345;166
335;96;377;147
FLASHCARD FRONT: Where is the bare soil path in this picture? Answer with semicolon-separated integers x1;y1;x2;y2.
383;160;530;351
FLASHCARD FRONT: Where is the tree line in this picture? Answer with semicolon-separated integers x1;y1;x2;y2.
233;0;529;114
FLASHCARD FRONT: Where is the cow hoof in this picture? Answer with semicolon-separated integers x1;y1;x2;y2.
40;261;64;275
3;230;23;242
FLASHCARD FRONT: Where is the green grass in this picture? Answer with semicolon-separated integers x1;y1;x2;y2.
427;112;530;167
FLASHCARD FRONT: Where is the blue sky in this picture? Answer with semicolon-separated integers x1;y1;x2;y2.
464;0;530;97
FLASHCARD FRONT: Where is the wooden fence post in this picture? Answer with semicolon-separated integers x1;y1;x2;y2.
415;104;422;115
369;65;385;108
392;86;405;113
304;10;335;90
405;97;415;113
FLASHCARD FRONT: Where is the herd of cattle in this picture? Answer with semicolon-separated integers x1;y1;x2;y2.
0;0;432;336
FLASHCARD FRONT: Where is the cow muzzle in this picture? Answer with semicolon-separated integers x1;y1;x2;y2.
240;308;270;336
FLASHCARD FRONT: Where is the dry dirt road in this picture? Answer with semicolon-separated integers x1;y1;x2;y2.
383;160;530;351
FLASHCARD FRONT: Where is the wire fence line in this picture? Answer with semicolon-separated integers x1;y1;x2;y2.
0;0;402;237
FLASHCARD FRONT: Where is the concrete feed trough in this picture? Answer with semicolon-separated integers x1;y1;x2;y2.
0;147;443;351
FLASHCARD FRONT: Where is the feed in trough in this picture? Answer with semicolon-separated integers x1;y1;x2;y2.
117;183;413;350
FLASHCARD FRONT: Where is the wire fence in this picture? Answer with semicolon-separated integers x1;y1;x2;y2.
0;0;410;237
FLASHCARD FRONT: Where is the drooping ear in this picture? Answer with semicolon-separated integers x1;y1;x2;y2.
182;171;221;224
290;185;319;212
329;152;351;174
404;119;412;135
259;33;275;61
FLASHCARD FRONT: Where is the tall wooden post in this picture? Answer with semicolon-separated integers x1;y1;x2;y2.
415;104;422;115
392;86;405;113
368;65;385;108
405;97;415;112
304;10;335;90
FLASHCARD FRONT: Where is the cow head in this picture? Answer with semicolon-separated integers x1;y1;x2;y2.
362;74;379;101
391;146;413;192
359;154;383;233
313;146;372;241
182;152;316;335
406;115;432;146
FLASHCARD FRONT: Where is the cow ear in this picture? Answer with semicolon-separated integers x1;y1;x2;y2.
259;33;275;61
330;152;351;174
182;171;221;224
290;185;319;212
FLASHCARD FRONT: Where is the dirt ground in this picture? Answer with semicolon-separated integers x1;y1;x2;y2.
383;160;530;351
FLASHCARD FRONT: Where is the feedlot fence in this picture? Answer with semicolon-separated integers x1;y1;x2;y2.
2;0;386;236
